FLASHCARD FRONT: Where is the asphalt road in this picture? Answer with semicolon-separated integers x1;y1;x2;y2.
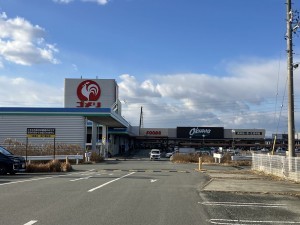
0;154;300;225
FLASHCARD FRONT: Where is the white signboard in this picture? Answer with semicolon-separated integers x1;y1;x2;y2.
64;79;118;108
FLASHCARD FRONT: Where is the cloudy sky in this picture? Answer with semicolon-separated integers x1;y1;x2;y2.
0;0;300;137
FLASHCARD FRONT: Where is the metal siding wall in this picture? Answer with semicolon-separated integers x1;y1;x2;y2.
0;115;85;147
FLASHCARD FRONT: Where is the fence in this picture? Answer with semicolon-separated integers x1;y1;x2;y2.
252;153;300;182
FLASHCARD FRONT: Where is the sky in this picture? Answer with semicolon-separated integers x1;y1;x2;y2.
0;0;300;137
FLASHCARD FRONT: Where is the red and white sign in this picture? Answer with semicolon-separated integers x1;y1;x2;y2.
139;128;170;137
76;80;101;108
146;130;162;135
64;79;118;108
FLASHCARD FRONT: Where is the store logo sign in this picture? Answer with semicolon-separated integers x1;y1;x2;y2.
189;127;211;137
76;80;101;108
146;130;162;135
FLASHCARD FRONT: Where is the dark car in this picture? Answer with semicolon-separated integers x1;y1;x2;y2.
0;146;26;175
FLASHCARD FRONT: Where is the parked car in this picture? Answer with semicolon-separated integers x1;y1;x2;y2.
260;148;269;152
0;146;26;175
165;151;174;158
275;147;287;155
150;149;161;160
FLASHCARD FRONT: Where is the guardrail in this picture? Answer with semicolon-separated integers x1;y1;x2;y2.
213;153;252;163
231;155;252;161
24;155;83;165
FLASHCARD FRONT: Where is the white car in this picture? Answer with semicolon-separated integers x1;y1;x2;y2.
165;151;174;158
150;149;161;160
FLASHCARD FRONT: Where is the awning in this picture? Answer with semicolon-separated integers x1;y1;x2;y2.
0;107;130;128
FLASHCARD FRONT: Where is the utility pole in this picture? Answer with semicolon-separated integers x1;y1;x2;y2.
286;0;296;157
139;106;143;135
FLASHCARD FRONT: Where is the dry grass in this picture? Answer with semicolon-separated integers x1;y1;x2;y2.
89;152;104;163
3;138;83;156
26;160;73;173
171;152;252;166
171;153;214;163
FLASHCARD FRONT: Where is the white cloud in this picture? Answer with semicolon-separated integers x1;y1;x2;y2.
0;76;63;107
81;0;109;5
118;58;297;136
53;0;109;5
0;13;59;66
53;0;74;3
0;57;296;136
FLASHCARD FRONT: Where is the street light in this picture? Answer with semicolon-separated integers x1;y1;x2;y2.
202;134;205;148
232;129;235;149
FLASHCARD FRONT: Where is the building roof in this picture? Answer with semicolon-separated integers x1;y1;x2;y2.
0;107;129;128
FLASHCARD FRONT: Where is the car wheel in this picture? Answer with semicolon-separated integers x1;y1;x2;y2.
0;166;7;175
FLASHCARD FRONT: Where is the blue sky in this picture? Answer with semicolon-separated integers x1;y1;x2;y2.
0;0;300;136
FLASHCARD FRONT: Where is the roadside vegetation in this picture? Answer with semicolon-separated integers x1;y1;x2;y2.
88;152;104;163
26;160;72;173
170;152;251;166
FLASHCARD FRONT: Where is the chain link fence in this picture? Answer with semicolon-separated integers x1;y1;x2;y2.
252;153;300;182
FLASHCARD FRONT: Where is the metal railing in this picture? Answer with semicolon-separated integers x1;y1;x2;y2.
24;155;83;165
252;153;300;182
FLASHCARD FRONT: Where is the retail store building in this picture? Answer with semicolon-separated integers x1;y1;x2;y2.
0;78;282;156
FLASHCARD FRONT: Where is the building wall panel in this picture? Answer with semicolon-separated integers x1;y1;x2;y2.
0;116;85;147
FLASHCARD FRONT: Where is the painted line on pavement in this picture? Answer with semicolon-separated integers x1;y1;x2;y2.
209;219;300;224
24;220;38;225
70;176;92;182
0;171;89;187
88;172;135;192
201;201;286;208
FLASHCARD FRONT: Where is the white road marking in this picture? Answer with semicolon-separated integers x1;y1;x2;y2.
0;171;91;187
150;179;157;183
0;176;54;186
79;169;95;175
24;220;38;225
88;172;135;192
201;201;286;208
209;219;300;224
70;176;92;182
79;172;95;176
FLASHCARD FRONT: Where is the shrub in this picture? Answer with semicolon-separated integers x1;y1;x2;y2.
26;160;73;173
90;152;104;163
49;160;62;172
220;153;232;163
171;153;214;163
61;162;73;172
26;163;50;173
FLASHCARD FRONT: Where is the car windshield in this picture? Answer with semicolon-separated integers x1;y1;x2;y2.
152;150;160;154
0;146;13;155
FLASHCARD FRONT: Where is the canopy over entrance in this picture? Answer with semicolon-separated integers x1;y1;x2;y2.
0;107;129;128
